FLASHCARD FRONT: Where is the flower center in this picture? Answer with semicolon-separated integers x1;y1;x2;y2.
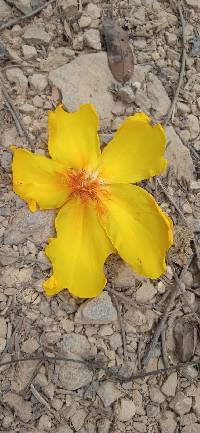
64;169;109;212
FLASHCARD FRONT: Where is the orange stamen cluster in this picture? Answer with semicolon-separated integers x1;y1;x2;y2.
64;169;109;213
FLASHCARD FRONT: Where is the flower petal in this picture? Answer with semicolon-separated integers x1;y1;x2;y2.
12;147;69;211
48;104;100;170
44;198;114;298
98;112;167;183
100;184;173;278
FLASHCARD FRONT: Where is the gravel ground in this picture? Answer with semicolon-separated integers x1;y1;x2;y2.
0;0;200;432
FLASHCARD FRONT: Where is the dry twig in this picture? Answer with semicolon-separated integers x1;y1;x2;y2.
163;0;186;126
30;384;60;421
111;293;128;361
0;0;56;31
142;255;193;367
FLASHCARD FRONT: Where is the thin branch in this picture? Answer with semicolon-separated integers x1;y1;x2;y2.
0;0;56;31
157;178;187;224
163;0;186;126
0;353;200;382
142;255;193;367
112;293;128;361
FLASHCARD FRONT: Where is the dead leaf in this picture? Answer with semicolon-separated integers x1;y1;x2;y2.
102;17;134;83
173;319;197;362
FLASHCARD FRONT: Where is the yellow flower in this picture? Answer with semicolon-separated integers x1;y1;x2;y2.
12;104;173;298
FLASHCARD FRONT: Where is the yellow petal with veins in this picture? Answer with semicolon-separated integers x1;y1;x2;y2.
100;183;173;279
98;112;167;183
12;147;69;211
48;104;100;171
44;197;114;298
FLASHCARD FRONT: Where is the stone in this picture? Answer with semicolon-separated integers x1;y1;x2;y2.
149;387;165;404
0;246;19;265
119;86;135;104
85;3;101;18
59;360;93;390
181;425;200;433
97;381;122;407
190;180;200;190
97;419;111;433
193;395;200;416
57;0;78;19
38;414;51;431
186;114;200;139
78;15;92;28
159;411;177;433
135;281;157;303
161;373;177;397
84;29;101;50
113;262;141;287
185;0;200;9
1;266;33;287
23;25;52;46
0;338;6;352
21;337;40;354
70;408;87;430
164;126;194;182
170;392;192;416
117;398;136;421
4;208;55;245
146;72;171;116
0;317;7;339
75;292;117;324
61;318;74;333
53;425;73;433
3;392;32;422
7;0;32;14
49;52;121;121
22;44;37;59
29;73;48;92
6;67;28;93
62;333;90;356
109;333;122;350
0;0;12;20
40;54;70;71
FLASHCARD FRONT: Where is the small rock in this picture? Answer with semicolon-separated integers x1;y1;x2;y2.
164;126;194;182
6;67;28;93
8;0;32;14
59;360;93;390
191;180;200;190
23;25;52;46
97;381;122;407
0;317;7;339
159;411;177;433
4;208;55;245
119;86;135;104
49;52;121;121
62;333;90;356
0;246;19;265
146;403;160;417
40;54;71;72
85;3;101;18
135;281;157;303
109;333;122;350
38;414;51;431
75;292;117;324
53;425;73;433
33;95;43;107
84;29;101;50
147;72;171;116
170;392;192;416
78;15;92;28
116;398;136;421
149;386;165;404
193;395;200;416
61;318;74;333
0;0;12;20
73;35;84;50
57;0;78;19
113;262;141;287
161;373;177;397
29;73;48;92
183;202;193;214
22;44;37;59
186;114;200;139
21;337;40;354
3;392;32;422
185;0;200;9
0;338;6;352
70;408;87;431
97;419;111;433
181;425;200;433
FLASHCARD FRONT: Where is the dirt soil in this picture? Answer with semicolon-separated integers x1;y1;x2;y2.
0;0;200;433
